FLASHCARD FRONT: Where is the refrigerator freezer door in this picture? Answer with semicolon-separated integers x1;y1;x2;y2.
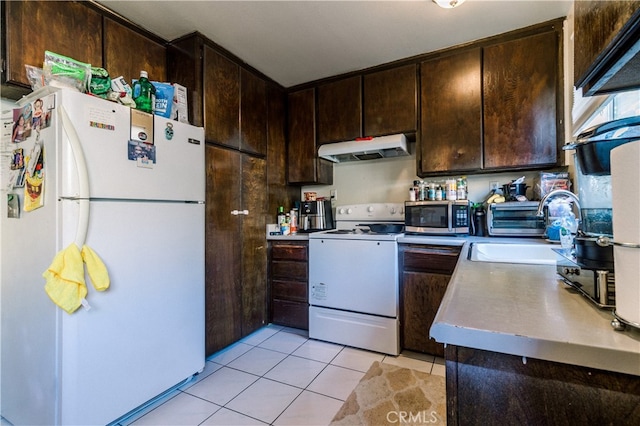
58;90;205;202
58;199;205;425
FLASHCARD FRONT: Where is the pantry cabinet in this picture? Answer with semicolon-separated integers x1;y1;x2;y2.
574;0;640;95
168;33;267;156
400;244;461;357
268;241;309;330
317;76;362;145
205;145;267;355
363;64;418;137
418;20;562;176
287;88;333;185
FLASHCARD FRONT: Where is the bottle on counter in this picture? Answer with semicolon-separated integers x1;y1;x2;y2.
457;177;467;200
435;184;443;201
277;206;286;233
446;179;457;201
281;213;291;236
290;208;298;234
132;70;156;114
428;183;436;201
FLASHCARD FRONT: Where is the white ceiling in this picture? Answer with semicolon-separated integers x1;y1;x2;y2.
99;0;573;88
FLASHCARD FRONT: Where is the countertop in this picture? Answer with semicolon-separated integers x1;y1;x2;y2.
403;235;640;376
267;233;310;241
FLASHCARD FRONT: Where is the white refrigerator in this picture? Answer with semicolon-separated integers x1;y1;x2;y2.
1;88;205;425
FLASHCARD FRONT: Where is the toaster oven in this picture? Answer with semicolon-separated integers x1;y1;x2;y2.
487;201;546;237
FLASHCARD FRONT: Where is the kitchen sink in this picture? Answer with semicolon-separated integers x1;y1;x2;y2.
468;242;561;265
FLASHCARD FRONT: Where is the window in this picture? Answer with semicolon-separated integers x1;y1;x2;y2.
574;89;640;136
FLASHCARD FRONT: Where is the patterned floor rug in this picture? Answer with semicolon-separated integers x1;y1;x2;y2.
330;361;446;425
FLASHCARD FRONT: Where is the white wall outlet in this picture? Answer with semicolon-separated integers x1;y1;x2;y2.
330;189;337;200
490;181;500;191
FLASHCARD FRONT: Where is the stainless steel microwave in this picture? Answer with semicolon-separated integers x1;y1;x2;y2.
405;200;470;235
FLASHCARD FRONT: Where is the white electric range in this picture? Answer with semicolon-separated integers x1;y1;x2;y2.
308;203;404;355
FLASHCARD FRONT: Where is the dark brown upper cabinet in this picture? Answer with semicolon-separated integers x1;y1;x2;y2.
574;1;640;96
483;29;559;170
204;46;241;149
420;48;482;174
169;35;267;156
418;20;562;176
2;0;103;98
317;76;362;145
103;18;167;84
240;68;267;156
364;64;417;137
288;88;333;185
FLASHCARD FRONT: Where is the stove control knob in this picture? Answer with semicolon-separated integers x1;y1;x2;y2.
347;208;353;214
390;207;397;215
367;206;374;213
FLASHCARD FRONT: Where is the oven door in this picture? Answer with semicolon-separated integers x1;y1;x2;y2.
309;239;398;317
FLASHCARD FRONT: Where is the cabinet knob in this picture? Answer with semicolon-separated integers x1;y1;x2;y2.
242;210;249;215
231;210;239;215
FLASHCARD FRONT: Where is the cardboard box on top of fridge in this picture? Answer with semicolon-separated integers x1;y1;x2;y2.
137;81;188;123
171;83;188;124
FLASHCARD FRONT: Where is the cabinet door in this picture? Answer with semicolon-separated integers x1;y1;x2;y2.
204;46;240;148
287;89;333;185
4;1;102;95
420;49;482;174
317;76;362;144
364;64;417;136
104;18;167;84
266;85;298;221
205;145;242;355
574;1;640;94
483;30;559;169
240;69;267;156
241;154;268;336
402;271;451;356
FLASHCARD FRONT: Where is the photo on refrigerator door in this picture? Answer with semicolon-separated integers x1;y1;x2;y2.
127;140;156;164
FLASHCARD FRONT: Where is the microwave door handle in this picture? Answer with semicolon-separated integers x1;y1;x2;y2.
448;203;453;232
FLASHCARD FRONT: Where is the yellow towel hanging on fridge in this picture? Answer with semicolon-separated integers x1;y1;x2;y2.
81;245;110;291
43;244;87;314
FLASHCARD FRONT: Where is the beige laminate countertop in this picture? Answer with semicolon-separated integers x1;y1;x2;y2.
399;235;640;376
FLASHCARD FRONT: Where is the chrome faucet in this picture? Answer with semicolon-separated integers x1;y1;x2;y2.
536;189;581;218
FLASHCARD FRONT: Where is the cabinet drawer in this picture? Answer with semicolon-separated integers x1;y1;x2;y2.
272;299;309;330
272;280;308;302
272;261;308;281
272;244;308;261
402;245;461;275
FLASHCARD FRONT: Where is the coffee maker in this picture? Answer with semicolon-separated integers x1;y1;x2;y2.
300;200;334;232
556;116;640;309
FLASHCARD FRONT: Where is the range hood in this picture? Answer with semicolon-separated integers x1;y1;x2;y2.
318;134;409;163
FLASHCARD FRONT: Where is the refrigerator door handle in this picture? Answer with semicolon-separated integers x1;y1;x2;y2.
60;105;90;248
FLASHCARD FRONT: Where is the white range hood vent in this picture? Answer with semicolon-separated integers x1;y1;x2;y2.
318;134;409;163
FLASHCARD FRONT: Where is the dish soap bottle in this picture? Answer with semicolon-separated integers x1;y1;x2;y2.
132;71;156;114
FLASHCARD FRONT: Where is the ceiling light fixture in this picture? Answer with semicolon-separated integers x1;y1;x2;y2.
433;0;466;9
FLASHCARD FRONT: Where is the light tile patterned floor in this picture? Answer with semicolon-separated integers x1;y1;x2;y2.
0;324;444;426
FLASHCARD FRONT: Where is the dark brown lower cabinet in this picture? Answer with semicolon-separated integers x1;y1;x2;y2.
205;144;267;355
269;241;309;330
445;345;640;425
400;244;461;357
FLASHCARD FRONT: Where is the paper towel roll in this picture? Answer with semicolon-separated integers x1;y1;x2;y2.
611;140;640;325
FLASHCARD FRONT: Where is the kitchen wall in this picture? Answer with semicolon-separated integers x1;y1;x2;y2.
301;147;560;206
